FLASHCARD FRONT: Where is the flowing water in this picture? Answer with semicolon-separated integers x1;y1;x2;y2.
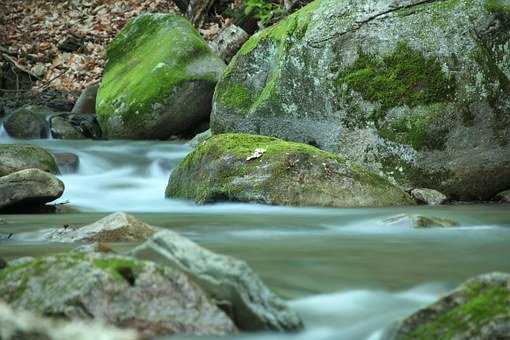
1;134;510;339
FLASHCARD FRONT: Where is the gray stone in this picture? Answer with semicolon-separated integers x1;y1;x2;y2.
0;168;64;211
411;188;447;205
131;229;304;332
495;189;510;203
209;25;249;63
0;144;59;176
384;214;459;229
53;152;80;174
392;272;510;339
211;0;510;201
3;105;50;139
72;84;98;114
0;301;137;340
0;252;236;337
188;128;212;147
42;212;158;243
50;113;102;139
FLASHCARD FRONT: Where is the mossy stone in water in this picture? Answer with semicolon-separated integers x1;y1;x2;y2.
96;13;225;139
0;144;59;176
166;133;414;207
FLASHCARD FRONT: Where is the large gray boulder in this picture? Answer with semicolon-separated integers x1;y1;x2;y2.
0;301;137;340
131;230;303;332
96;13;225;139
0;144;59;176
0;253;236;337
42;212;158;243
0;169;64;211
211;0;510;201
392;272;510;339
3;105;50;139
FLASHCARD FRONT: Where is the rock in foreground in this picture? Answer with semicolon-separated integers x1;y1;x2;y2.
0;169;64;212
0;301;137;340
0;144;59;176
0;253;236;337
43;212;158;243
131;230;303;332
393;272;510;340
211;0;510;201
96;13;225;139
166;133;414;207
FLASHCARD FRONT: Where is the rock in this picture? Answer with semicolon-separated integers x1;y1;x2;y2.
209;25;249;63
96;13;225;139
42;212;158;243
53;152;80;174
131;230;303;332
411;188;447;205
58;33;84;52
188;128;212;147
0;252;236;337
73;242;116;254
0;144;59;176
495;189;510;203
3;105;50;139
211;0;510;201
50;113;102;139
0;301;138;340
166;133;414;207
72;83;98;114
392;272;510;339
384;214;459;229
0;168;64;212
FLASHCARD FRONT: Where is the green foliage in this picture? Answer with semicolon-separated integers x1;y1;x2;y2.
485;0;510;16
244;0;285;26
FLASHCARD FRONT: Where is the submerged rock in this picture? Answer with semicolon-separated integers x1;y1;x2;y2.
72;83;98;114
0;301;137;340
0;144;59;176
42;212;158;243
0;253;236;337
410;188;447;205
384;214;458;229
167;133;414;207
131;230;303;332
211;0;510;201
393;272;510;339
3;105;50;139
53;152;80;174
96;13;225;139
0;169;64;211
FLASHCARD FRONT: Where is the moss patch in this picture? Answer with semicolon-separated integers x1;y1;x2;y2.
485;0;510;16
216;84;253;110
336;42;456;117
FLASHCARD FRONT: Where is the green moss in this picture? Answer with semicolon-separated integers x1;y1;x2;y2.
403;283;510;339
0;144;59;175
485;0;510;16
216;84;253;110
336;42;456;117
93;258;142;283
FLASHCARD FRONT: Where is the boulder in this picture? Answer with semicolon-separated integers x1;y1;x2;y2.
0;144;59;176
53;152;80;174
209;25;249;62
0;253;236;337
42;212;158;243
50;113;102;139
495;189;510;203
0;301;137;340
384;214;459;229
96;13;225;139
188;128;212;147
72;83;98;114
392;272;510;339
0;169;64;211
166;133;414;207
211;0;510;201
131;230;303;332
3;105;50;139
410;188;447;205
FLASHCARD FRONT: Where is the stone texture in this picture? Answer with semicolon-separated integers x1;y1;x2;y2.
211;0;510;201
50;113;102;139
167;133;414;207
131;230;303;332
209;25;250;62
0;144;59;176
3;105;50;139
0;252;236;338
0;168;64;211
53;152;80;174
42;212;158;243
411;188;448;205
188;128;212;147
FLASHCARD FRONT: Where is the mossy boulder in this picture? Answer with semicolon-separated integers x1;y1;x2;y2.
0;144;59;176
0;253;236;337
393;272;510;339
3;105;51;139
96;13;225;139
166;133;414;207
211;0;510;200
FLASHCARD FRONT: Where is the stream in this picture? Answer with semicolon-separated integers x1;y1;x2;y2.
1;134;510;340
